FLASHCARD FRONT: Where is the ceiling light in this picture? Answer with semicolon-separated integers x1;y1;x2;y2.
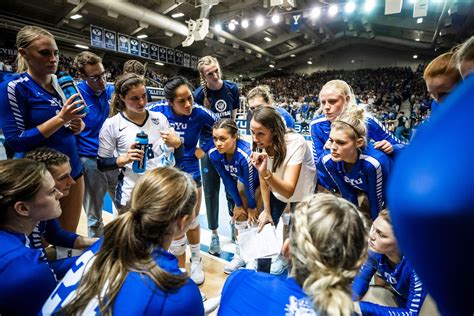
75;44;89;49
345;2;356;14
70;14;82;20
264;37;272;42
239;74;243;77
242;19;249;28
415;38;420;42
269;64;275;68
364;0;376;12
290;54;296;57
417;18;423;24
171;12;184;18
413;55;418;59
311;7;321;19
137;34;148;39
228;22;236;31
215;23;222;32
272;15;280;24
307;60;312;64
256;16;264;27
328;5;338;17
155;62;164;66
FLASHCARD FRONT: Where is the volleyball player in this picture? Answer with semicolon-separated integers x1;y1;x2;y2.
147;76;219;285
195;56;240;254
41;167;204;315
209;118;261;273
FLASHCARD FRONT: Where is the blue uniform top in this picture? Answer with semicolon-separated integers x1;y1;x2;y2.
0;229;57;316
319;144;392;220
208;139;259;208
41;239;204;316
0;73;83;178
387;74;474;315
28;219;78;251
276;106;296;129
219;269;317;316
193;80;239;119
147;101;219;180
76;81;114;157
310;113;403;190
352;251;427;315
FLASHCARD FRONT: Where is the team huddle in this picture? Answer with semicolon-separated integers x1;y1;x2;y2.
0;25;473;316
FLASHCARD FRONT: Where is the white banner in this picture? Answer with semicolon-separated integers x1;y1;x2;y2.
413;0;428;18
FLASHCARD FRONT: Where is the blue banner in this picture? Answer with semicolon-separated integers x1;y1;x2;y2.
104;29;116;51
175;50;183;66
184;53;190;68
190;56;198;69
90;25;104;48
150;44;158;60
159;46;167;62
140;41;150;59
166;48;175;64
118;33;130;54
290;14;303;32
130;38;140;56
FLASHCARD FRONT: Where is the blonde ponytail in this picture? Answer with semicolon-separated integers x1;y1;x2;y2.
290;193;368;315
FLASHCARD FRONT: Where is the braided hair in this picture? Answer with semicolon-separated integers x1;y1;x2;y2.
197;56;221;108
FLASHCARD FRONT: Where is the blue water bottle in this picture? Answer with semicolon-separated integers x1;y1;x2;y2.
133;131;149;173
57;71;89;115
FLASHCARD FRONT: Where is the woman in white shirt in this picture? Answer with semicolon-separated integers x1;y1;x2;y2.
250;106;316;274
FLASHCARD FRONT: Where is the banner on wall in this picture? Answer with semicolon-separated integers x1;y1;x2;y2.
166;48;175;64
190;56;198;69
184;53;191;68
150;44;159;60
159;46;167;62
175;50;183;66
104;29;116;51
90;25;104;48
413;0;428;17
290;14;303;32
140;41;150;59
130;38;140;56
118;33;130;54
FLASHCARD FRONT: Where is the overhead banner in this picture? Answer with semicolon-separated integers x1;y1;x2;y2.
385;0;402;15
118;33;130;54
150;44;159;60
413;0;428;18
175;50;183;66
159;46;167;62
90;25;104;48
290;14;303;32
140;41;150;59
166;48;175;64
190;56;198;69
104;29;116;51
184;53;191;68
130;38;140;56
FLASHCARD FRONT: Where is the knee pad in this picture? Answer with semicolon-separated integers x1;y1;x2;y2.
188;216;199;230
281;213;291;226
169;236;187;256
235;220;248;232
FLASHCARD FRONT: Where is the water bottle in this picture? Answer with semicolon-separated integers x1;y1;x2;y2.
57;71;89;115
133;131;149;173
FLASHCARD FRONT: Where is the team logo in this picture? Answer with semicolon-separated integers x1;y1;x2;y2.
151;118;161;126
215;99;227;112
285;296;316;315
119;36;127;43
50;97;62;108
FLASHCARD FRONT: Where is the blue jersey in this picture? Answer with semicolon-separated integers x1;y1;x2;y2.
76;81;114;157
208;139;259;208
276;106;296;129
41;240;204;315
219;269;316;316
319;144;391;219
29;219;78;251
193;80;239;119
310;113;403;190
0;73;83;178
352;251;427;315
0;229;57;316
147;101;219;180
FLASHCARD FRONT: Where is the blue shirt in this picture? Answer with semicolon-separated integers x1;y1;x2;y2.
310;113;402;190
319;144;392;220
219;269;316;316
0;73;83;178
76;81;114;157
147;101;219;180
276;106;296;129
0;229;57;316
41;240;204;315
193;80;239;119
208;139;259;208
352;251;427;315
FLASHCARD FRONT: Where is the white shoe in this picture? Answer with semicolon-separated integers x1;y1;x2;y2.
191;257;205;285
223;256;246;274
245;259;257;271
270;254;288;275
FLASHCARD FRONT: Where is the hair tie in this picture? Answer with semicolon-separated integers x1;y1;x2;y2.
333;120;361;138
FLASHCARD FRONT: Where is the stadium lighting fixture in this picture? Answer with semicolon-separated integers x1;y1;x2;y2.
137;34;148;39
290;54;296;57
242;19;249;28
272;15;280;24
215;23;222;32
311;7;321;19
269;64;275;68
417;18;423;23
171;12;184;18
364;0;376;12
70;14;82;20
75;44;89;49
155;62;164;66
256;16;264;26
264;37;272;42
413;55;418;59
328;5;338;17
228;22;236;31
345;2;356;14
307;60;313;64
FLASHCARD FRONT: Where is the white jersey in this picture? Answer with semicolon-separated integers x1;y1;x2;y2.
98;110;173;205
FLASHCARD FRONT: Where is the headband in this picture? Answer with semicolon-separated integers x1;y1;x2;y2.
333;120;361;138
